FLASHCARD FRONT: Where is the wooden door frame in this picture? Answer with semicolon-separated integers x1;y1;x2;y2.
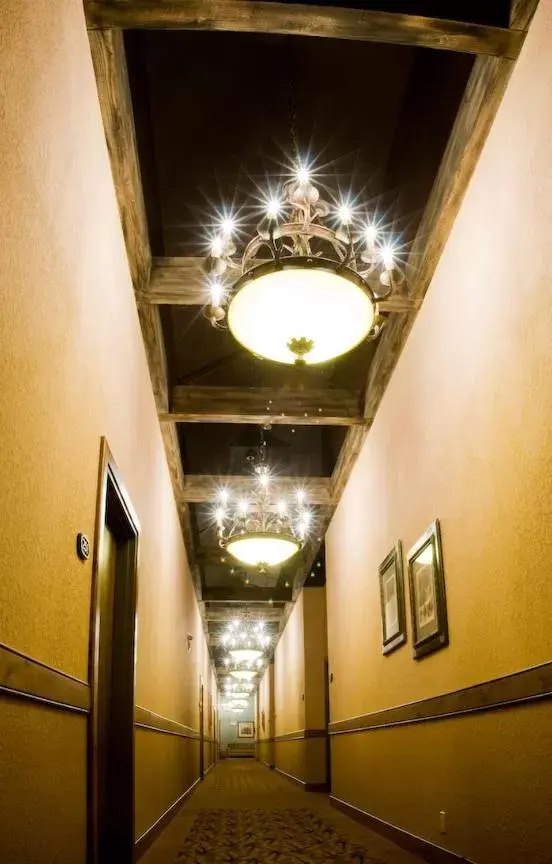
89;438;140;864
199;676;205;780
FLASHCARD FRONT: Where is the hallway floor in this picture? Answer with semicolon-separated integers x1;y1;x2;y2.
143;760;424;864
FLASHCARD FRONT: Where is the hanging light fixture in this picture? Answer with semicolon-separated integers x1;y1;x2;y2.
203;165;404;365
214;431;312;569
221;616;271;665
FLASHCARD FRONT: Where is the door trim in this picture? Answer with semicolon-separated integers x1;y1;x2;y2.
89;438;140;864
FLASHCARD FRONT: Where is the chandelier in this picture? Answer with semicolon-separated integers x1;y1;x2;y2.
223;679;255;694
214;436;311;570
204;165;404;366
221;616;271;663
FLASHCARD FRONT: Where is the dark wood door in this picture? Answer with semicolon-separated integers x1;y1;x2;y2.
199;680;205;780
90;442;140;864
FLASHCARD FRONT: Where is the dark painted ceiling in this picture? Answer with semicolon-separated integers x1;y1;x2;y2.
125;19;476;675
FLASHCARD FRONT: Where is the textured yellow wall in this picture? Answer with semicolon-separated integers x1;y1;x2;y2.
135;731;199;839
272;589;328;785
331;703;552;864
0;700;87;864
274;593;305;736
303;588;327;730
0;0;213;854
325;2;552;860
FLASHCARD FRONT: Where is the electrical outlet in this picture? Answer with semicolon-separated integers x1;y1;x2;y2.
439;811;447;834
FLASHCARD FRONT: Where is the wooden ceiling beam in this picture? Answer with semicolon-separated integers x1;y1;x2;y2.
202;585;293;603
509;0;539;29
85;1;523;59
162;386;363;426
332;49;529;501
181;475;332;505
140;256;420;313
88;28;201;596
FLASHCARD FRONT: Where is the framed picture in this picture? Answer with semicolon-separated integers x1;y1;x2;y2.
237;721;255;738
407;520;448;659
378;542;407;655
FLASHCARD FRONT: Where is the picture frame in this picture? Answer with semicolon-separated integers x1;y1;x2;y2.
378;542;407;655
237;721;255;738
407;520;448;659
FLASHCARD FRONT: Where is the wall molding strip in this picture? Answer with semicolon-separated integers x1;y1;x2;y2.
135;777;201;860
330;796;475;864
273;765;328;793
0;642;90;714
273;765;306;787
134;705;200;739
329;661;552;735
272;727;328;742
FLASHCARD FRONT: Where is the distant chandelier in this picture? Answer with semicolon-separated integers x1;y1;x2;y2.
221;617;271;664
204;164;404;366
215;437;311;570
224;680;255;695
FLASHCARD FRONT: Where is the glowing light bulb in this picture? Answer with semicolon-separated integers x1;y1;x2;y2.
277;500;287;515
382;245;395;270
267;198;281;219
296;165;310;184
258;472;270;489
296;488;306;504
364;224;378;244
211;236;223;257
238;499;249;515
210;280;224;307
221;216;235;237
338;204;353;225
219;489;230;504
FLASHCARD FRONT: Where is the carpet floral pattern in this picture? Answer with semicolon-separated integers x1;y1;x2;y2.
176;807;387;863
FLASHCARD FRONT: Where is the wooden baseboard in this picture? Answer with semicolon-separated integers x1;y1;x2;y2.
135;777;201;860
330;796;475;864
273;766;328;793
273;765;305;788
306;781;329;793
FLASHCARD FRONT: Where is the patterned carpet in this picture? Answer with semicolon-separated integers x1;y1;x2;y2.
142;761;422;864
176;807;387;863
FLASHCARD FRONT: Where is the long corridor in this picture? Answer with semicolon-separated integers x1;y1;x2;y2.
143;760;423;864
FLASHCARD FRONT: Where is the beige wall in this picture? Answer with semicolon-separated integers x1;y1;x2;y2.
303;588;327;730
0;0;213;859
272;588;328;785
274;593;305;737
326;3;552;861
257;663;275;766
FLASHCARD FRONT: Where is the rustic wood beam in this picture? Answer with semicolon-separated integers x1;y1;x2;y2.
88;28;200;594
88;29;150;293
181;475;332;505
509;0;539;29
85;1;523;59
202;585;293;603
204;607;283;623
142;257;417;312
163;386;363;426
140;256;420;313
332;52;525;501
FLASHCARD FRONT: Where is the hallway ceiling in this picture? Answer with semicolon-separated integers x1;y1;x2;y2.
85;0;522;684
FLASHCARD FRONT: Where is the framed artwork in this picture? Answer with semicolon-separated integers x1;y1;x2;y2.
237;721;255;738
378;542;407;655
407;520;448;659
